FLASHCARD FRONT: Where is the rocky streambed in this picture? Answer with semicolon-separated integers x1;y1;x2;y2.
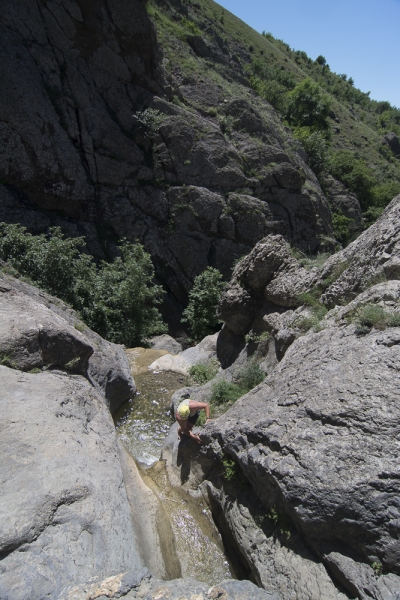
115;347;234;586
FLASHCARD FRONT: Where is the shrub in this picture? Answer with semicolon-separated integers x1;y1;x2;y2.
78;241;167;346
332;211;354;246
210;360;265;407
234;360;265;389
250;76;288;113
182;267;225;343
353;303;400;333
371;181;400;207
0;223;166;347
211;379;243;405
329;151;375;208
188;360;219;385
133;108;164;137
286;78;331;131
294;127;331;174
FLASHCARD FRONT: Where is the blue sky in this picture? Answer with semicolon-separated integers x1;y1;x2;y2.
216;0;400;108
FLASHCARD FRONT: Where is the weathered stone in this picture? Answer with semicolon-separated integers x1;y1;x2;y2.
383;132;400;157
147;334;183;354
217;284;260;336
0;272;136;413
0;285;93;373
201;321;400;590
321;195;400;306
61;571;280;600
0;0;334;329
270;162;305;190
322;174;363;232
201;479;348;600
232;235;297;293
148;333;218;374
0;366;143;600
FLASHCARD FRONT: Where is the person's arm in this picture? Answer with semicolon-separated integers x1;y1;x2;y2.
176;412;202;444
189;401;212;422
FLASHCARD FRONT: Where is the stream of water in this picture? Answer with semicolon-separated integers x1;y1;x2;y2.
114;348;235;585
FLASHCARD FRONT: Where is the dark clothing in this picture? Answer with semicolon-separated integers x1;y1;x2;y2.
188;411;199;424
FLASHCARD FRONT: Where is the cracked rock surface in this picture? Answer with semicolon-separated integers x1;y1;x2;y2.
0;0;333;326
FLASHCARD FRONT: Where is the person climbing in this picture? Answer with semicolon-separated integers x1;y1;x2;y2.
176;397;212;444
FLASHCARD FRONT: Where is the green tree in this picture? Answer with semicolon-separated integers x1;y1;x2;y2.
0;224;166;346
294;126;331;174
78;241;166;346
286;78;331;130
182;267;225;343
329;151;375;208
332;212;353;246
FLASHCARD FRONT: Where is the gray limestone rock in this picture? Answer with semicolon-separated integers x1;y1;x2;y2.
321;195;400;306
322;174;363;232
0;366;143;600
0;272;135;413
383;132;400;157
61;571;280;599
0;283;93;373
147;334;183;354
217;283;260;336
0;0;333;329
200;320;400;595
232;235;298;293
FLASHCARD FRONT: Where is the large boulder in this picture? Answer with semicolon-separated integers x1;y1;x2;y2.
148;333;218;374
0;272;136;413
0;366;143;600
197;312;400;598
383;132;400;157
321;195;400;306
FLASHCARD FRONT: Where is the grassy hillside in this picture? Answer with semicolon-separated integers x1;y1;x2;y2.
147;0;400;231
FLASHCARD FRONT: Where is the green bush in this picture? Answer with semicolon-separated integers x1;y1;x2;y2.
0;223;166;346
188;360;219;385
77;241;167;346
234;360;265;390
182;267;225;343
371;181;400;207
353;303;400;333
211;379;243;405
329;151;375;209
294;127;331;174
210;360;265;407
332;211;354;246
250;76;288;113
286;78;331;131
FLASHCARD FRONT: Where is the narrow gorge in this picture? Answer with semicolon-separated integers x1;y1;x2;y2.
1;0;400;599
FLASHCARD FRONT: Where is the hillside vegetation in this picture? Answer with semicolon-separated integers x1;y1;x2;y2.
147;0;400;235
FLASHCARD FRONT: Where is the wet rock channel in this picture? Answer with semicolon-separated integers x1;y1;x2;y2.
114;348;235;586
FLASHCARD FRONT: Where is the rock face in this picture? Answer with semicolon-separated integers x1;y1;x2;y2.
0;272;136;413
163;198;400;599
61;571;280;600
0;365;143;600
0;0;333;328
383;132;400;158
0;272;281;599
0;273;140;600
322;174;363;234
320;194;400;306
215;234;319;369
147;334;183;354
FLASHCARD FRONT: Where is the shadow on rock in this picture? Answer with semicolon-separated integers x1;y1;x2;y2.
176;435;201;484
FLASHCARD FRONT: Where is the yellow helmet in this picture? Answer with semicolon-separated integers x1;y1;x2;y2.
178;404;190;419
